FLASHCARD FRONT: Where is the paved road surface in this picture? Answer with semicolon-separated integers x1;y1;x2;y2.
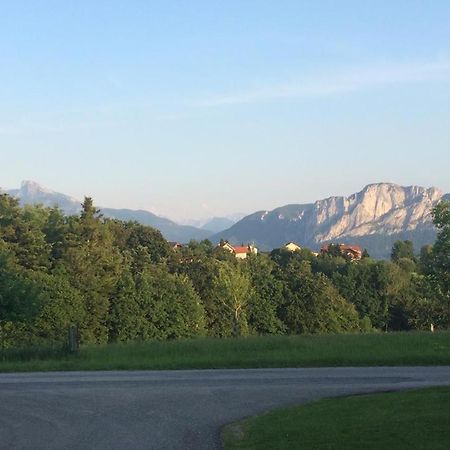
1;367;450;449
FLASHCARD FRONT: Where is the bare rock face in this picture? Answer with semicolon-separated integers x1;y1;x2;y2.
213;183;447;259
5;180;82;215
316;183;442;242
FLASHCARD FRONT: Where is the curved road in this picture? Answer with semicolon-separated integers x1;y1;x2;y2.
1;367;450;449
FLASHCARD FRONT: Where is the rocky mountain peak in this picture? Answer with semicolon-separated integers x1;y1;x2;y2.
359;182;442;202
20;180;53;195
213;182;446;259
4;180;213;243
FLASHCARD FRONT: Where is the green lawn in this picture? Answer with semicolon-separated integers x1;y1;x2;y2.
222;386;450;450
1;331;449;372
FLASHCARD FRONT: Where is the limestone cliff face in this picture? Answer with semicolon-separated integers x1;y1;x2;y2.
5;180;81;215
213;183;447;259
314;183;442;242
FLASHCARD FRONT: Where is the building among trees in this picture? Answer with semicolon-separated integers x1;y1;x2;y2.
284;242;302;252
218;241;258;259
321;243;363;261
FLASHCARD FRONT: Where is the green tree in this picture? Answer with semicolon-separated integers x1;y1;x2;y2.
125;222;170;265
419;245;433;274
430;200;450;328
63;198;123;343
134;267;205;340
312;253;347;278
324;243;345;258
167;243;233;337
0;253;43;348
43;207;70;263
0;196;51;271
79;197;101;239
271;247;316;269
279;261;360;334
0;254;42;324
26;272;86;344
333;259;406;330
15;205;52;271
389;275;444;331
108;267;141;342
212;262;253;337
0;194;21;244
246;254;285;334
391;240;415;263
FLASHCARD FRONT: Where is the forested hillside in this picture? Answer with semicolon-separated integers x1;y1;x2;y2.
3;181;212;243
0;193;449;349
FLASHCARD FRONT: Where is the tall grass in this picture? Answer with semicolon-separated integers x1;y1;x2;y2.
1;331;449;373
1;343;69;362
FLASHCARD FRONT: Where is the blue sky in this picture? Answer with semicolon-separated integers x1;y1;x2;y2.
1;1;450;221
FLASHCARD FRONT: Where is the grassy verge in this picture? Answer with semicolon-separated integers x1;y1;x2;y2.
222;386;450;449
1;331;449;373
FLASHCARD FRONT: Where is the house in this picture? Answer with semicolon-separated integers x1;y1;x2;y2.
219;241;236;253
168;242;184;250
233;245;257;260
218;241;258;259
321;243;363;261
284;242;302;252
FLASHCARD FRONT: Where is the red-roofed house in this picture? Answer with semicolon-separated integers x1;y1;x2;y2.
218;241;258;259
321;243;363;261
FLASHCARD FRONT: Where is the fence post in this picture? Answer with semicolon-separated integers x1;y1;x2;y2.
68;325;79;354
0;320;4;362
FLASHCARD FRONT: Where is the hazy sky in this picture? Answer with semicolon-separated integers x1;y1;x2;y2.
1;1;450;221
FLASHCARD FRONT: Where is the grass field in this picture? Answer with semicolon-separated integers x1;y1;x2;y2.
222;386;450;449
1;331;449;372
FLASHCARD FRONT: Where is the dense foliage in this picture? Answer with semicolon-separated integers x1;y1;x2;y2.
0;194;448;348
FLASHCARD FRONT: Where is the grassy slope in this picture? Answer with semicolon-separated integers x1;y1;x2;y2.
1;331;450;372
222;387;450;450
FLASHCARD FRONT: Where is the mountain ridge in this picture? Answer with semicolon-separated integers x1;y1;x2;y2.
211;182;448;259
2;181;212;243
2;181;449;259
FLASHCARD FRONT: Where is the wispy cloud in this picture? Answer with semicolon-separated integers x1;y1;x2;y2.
199;59;450;106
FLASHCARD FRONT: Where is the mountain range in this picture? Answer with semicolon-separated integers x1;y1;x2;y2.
211;183;448;259
2;181;212;243
2;181;448;259
176;215;245;233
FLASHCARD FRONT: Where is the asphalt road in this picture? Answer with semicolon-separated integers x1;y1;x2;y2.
1;367;450;450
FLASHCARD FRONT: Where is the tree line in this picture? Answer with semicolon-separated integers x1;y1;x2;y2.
0;193;449;348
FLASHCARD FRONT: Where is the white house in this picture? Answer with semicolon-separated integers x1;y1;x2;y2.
218;241;258;259
284;242;302;252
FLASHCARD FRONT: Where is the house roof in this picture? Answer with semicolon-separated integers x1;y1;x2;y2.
233;246;250;254
340;245;362;253
321;244;362;254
